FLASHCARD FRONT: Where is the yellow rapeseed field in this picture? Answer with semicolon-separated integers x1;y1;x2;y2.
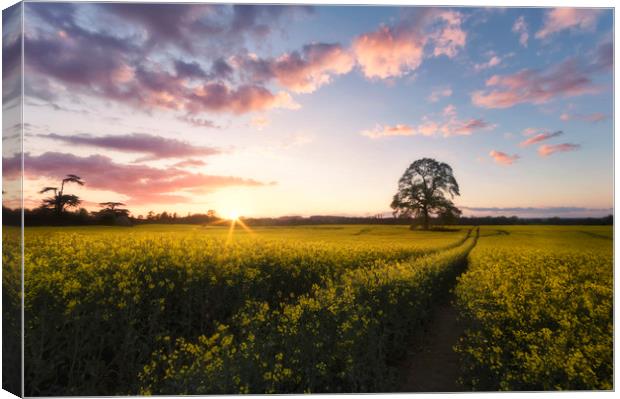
2;224;612;394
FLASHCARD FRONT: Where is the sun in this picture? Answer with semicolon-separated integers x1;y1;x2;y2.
226;210;240;221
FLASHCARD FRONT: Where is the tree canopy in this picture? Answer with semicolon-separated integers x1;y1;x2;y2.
391;158;461;229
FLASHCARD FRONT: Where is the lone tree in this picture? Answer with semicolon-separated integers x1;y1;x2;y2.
391;158;461;230
40;174;85;216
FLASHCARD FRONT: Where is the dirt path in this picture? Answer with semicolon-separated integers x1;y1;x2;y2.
396;292;464;392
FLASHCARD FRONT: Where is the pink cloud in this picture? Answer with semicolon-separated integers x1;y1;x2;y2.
271;43;355;93
236;43;355;94
431;10;467;58
41;133;221;161
4;152;269;205
474;54;502;71
536;8;601;39
360;124;415;139
352;25;425;79
428;86;453;102
187;83;299;114
538;143;580;156
361;105;494;139
489;150;519;165
512;16;529;47
471;48;609;109
172;159;207;168
522;127;542;136
560;112;608;123
519;130;563;147
442;104;457;117
448;118;494;136
352;9;466;79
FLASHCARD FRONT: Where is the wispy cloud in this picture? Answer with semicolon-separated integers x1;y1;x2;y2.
3;152;270;205
489;150;519;165
362;105;494;139
560;112;608;123
361;124;415;139
474;54;502;71
41;133;222;161
428;86;453;102
538;143;580;156
250;115;270;130
512;16;529;47
535;8;601;39
172;159;207;168
519;130;563;147
471;42;611;109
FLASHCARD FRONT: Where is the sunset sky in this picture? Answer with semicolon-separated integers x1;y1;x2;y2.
3;3;614;218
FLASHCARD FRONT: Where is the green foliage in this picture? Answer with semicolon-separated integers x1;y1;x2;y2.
391;158;461;229
454;226;613;390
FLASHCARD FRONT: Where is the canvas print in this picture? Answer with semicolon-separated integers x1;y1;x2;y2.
1;2;614;396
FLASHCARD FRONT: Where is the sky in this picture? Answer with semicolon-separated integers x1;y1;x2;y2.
2;3;614;218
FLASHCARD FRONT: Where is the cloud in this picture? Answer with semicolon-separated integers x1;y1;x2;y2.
538;143;580;156
184;83;300;114
489;150;519;165
361;124;415;139
251;115;270;130
177;115;220;128
430;10;467;58
3;152;268;205
172;159;207;168
352;9;466;79
442;104;457;117
237;43;355;93
474;54;502;71
174;60;208;79
512;16;529;47
98;4;313;53
450;118;494;135
471;44;610;109
362;106;494;139
560;112;608;123
522;127;541;136
428;86;453;102
519;130;563;147
41;133;222;161
352;24;425;79
535;8;601;39
24;3;303;119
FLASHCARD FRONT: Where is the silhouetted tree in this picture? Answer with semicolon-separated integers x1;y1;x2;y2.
391;158;461;230
97;202;132;226
98;202;129;217
39;174;85;215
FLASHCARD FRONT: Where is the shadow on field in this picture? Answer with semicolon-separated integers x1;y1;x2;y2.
579;231;613;240
479;229;509;237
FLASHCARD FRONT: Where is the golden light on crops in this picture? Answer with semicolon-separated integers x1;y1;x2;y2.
223;209;252;244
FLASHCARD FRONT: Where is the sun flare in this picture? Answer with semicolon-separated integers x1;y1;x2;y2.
225;210;240;221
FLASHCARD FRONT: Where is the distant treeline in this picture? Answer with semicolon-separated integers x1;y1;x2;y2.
2;206;613;227
240;214;614;226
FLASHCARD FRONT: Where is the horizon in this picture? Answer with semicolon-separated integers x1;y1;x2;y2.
2;4;614;219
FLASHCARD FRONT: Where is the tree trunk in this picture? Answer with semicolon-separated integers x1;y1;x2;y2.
422;209;430;230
